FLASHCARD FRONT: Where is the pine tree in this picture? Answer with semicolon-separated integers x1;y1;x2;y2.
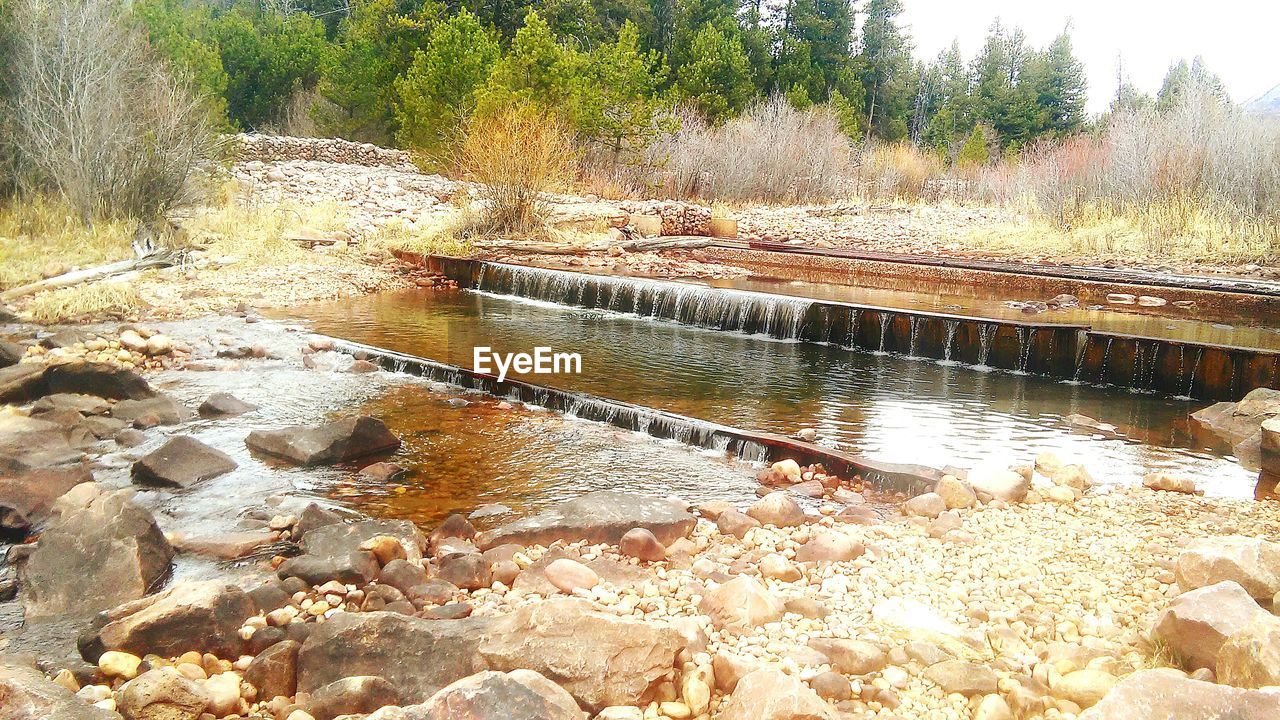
1157;56;1228;111
955;124;989;167
569;21;671;164
476;10;585;114
829;88;863;138
857;0;912;140
212;7;328;130
394;9;500;156
1029;31;1086;136
675;22;755;123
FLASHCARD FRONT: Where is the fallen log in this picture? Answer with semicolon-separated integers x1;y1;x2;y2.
0;249;183;302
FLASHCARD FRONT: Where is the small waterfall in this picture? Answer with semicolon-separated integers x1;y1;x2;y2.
1016;328;1036;373
907;317;923;358
1098;337;1114;384
977;324;995;367
942;320;959;363
1184;347;1204;397
878;314;891;352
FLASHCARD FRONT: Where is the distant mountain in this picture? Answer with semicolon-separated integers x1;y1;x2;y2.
1245;83;1280;114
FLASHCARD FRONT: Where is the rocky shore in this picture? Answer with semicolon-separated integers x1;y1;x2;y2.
3;313;1280;720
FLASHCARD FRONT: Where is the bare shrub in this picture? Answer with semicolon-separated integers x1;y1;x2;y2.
456;105;576;237
3;0;223;221
851;143;947;202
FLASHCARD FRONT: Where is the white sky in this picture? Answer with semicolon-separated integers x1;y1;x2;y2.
897;0;1280;114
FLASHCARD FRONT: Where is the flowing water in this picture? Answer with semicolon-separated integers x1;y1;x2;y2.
291;286;1260;498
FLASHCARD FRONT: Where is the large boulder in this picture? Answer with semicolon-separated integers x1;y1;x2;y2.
475;492;695;550
1079;669;1280;720
966;468;1029;503
17;484;173;619
79;580;255;662
0;363;47;403
0;338;23;367
244;639;300;699
279;518;425;585
0;415;84;473
1216;615;1280;688
408;670;583;720
698;576;784;630
1192;388;1280;468
1150;581;1271;670
109;396;191;427
116;667;206;720
0;655;121;719
297;612;493;703
44;362;156;400
1175;536;1280;600
131;436;237;488
746;493;806;527
245;416;401;465
718;669;833;720
478;598;684;713
0;464;92;536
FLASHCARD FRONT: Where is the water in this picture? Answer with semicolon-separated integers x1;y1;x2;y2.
291;287;1258;497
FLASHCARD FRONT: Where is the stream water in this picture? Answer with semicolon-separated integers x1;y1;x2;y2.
292;287;1258;498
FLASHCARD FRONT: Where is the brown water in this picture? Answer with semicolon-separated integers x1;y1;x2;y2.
291;288;1261;498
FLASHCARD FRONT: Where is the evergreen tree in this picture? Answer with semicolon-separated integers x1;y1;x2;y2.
569;21;672;163
394;9;500;155
921;41;969;152
212;6;328;130
829;88;863;138
477;10;584;113
1028;31;1086;136
857;0;912;140
955;124;989;167
675;22;755;123
778;0;856;101
134;0;231;126
1157;56;1228;111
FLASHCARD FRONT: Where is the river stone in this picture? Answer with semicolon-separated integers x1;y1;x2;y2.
437;553;492;591
1175;536;1280;600
18;484;173;620
130;436;237;488
0;338;23;367
0;418;85;473
1078;668;1280;719
0;363;47;403
795;531;863;563
1053;669;1118;709
717;668;834;720
408;670;582;720
197;392;257;418
924;660;998;696
303;518;425;562
245;639;299;699
475;491;695;549
32;393;111;416
1215;615;1280;688
118;667;207;720
80;580;254;662
545;558;599;593
1191;388;1280;467
1150;580;1271;670
619;527;666;561
903;492;947;518
307;675;400;720
716;510;761;539
245;416;401;465
806;638;886;675
170;530;276;560
44;362;155;400
746;493;806;527
297;612;492;703
0;656;121;719
935;475;976;508
0;464;93;536
966;468;1029;502
478;597;683;712
699;575;785;630
110;395;192;428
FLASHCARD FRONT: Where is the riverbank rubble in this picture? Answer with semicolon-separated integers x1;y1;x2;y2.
2;317;1279;720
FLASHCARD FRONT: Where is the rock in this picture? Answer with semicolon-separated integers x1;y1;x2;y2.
362;534;408;564
789;479;824;498
0;363;47;403
793;531;863;563
699;576;784;630
806;638;885;675
298;612;492;703
808;671;851;702
716;510;760;539
934;475;976;509
18;484;173;619
281;518;425;585
545;558;599;593
1143;472;1199;494
835;505;882;525
619;528;666;561
170;530;276;560
1175;536;1280;600
1216;615;1280;688
479;598;683;712
475;491;695;549
118;667;206;720
759;554;801;582
359;462;407;482
595;707;644;720
903;492;947;518
197;393;257;418
1150;581;1271;670
0;338;23;367
784;598;829;619
246;416;401;465
923;660;998;696
143;335;173;357
45;362;155;400
717;669;833;720
245;639;300;699
410;670;582;720
82;581;255;662
0;464;93;536
99;651;143;679
973;694;1014;720
966;468;1029;503
1191;388;1280;468
307;676;399;720
110;395;191;427
771;459;802;482
130;436;237;488
0;655;121;719
1078;669;1280;719
437;554;492;591
31;393;111;416
746;493;805;527
1053;669;1118;709
378;559;428;594
200;671;240;716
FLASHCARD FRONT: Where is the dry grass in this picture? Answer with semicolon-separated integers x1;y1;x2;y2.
26;281;143;323
364;214;473;257
0;197;136;290
181;198;348;265
456;106;576;238
853;143;947;202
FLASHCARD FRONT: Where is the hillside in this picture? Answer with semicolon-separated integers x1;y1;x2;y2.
1246;82;1280;113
